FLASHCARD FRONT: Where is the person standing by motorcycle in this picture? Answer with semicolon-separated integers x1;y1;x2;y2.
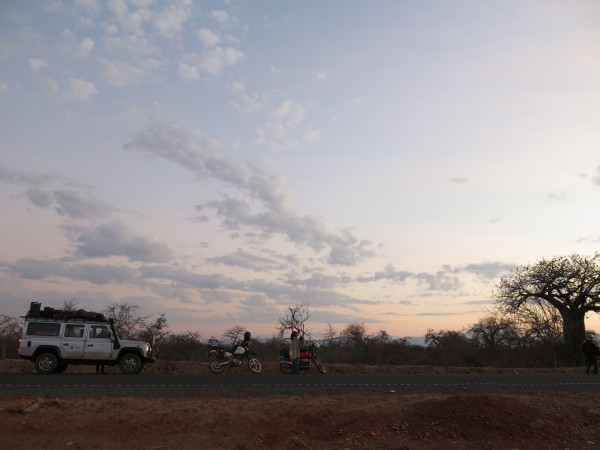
582;334;599;375
290;330;300;375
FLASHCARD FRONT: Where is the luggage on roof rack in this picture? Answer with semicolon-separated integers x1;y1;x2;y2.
26;302;107;321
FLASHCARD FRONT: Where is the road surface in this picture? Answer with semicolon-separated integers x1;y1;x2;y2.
1;373;598;396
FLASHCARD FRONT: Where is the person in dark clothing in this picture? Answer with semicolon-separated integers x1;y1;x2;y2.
95;364;105;374
581;335;599;375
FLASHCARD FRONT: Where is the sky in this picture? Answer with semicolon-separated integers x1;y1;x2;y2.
1;0;600;341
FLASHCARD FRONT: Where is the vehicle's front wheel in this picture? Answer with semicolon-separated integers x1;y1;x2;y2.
34;352;59;374
248;357;262;374
119;353;143;374
315;357;326;374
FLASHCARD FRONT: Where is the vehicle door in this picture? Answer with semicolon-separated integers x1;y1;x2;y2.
61;324;86;358
85;324;114;359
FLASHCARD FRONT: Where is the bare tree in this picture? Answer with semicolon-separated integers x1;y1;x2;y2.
62;300;78;312
137;313;170;344
342;322;368;344
277;303;311;339
494;253;600;358
322;323;338;345
104;304;147;339
467;316;520;350
223;325;246;346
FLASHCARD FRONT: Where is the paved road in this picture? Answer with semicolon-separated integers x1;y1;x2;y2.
1;373;599;396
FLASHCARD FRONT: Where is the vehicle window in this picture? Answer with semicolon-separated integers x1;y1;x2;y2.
89;325;110;339
26;322;61;336
65;324;85;338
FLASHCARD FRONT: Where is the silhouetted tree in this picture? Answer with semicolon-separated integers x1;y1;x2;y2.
494;253;600;362
277;303;311;339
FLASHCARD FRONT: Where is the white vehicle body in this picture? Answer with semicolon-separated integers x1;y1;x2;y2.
18;303;157;374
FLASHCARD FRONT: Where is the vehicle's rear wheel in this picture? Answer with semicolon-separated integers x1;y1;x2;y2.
209;359;226;374
34;352;59;374
119;353;143;374
279;360;292;374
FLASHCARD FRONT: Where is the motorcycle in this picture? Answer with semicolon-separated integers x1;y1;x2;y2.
280;341;326;374
209;340;262;374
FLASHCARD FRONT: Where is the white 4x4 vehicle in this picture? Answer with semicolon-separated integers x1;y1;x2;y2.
18;302;157;374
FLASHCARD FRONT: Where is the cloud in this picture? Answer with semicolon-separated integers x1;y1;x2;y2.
97;58;159;86
1;168;113;220
8;258;137;285
463;262;516;279
180;46;244;77
51;190;114;219
42;77;98;102
64;222;174;263
125;120;374;266
29;58;47;71
211;10;236;26
229;81;262;112
152;0;193;37
198;28;220;47
178;63;199;80
139;265;244;291
207;248;289;272
256;122;297;150
0;167;61;187
106;0;147;35
68;77;98;101
78;37;95;57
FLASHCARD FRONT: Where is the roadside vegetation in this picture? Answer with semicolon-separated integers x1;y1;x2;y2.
2;253;600;369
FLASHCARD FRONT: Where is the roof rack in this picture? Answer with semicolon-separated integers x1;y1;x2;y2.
25;302;107;322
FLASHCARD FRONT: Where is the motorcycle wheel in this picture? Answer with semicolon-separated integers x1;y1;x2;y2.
279;360;292;374
248;357;262;374
209;359;226;374
314;357;326;374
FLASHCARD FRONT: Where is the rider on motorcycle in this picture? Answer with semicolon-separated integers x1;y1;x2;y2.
231;331;252;354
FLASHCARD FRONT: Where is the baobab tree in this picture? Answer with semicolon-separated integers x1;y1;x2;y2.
494;253;600;361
